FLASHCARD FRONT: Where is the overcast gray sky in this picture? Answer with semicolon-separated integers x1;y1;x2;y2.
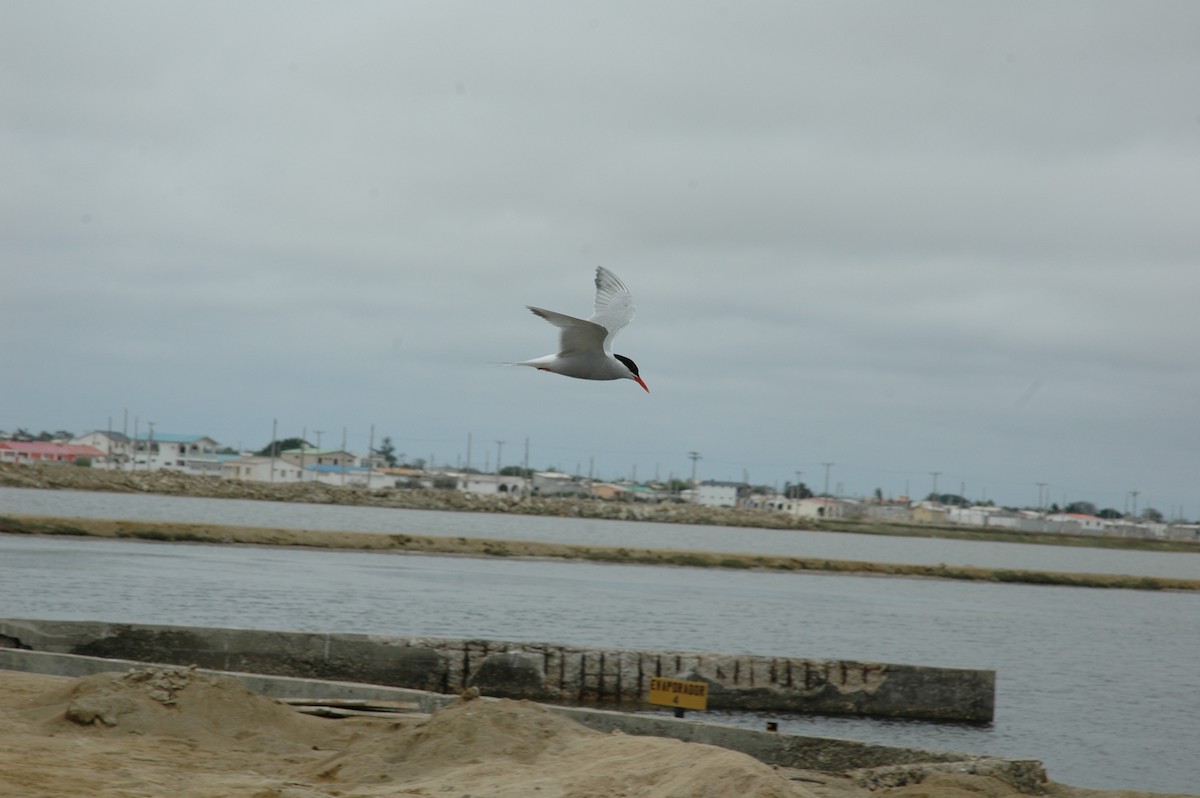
4;2;1198;515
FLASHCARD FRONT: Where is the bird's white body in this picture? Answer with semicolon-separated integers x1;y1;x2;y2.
515;350;632;381
514;267;648;392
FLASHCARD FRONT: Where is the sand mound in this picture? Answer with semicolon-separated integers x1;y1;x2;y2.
309;694;818;797
22;671;817;795
309;693;596;784
25;666;332;750
0;670;1179;798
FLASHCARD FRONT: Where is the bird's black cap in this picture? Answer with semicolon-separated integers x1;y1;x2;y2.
614;354;640;376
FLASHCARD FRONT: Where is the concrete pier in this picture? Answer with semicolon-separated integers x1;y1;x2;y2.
0;619;994;722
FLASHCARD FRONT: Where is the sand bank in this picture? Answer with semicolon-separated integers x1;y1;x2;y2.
3;513;1197;591
1;668;1189;798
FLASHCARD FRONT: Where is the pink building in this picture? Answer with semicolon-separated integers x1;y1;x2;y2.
0;441;106;464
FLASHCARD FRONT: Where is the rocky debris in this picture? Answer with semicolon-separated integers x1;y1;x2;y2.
0;462;814;532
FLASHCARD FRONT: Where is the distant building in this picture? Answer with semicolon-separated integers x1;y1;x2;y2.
625;483;669;502
531;470;588;497
220;456;303;483
862;502;914;523
1044;512;1109;535
305;464;401;489
911;501;951;525
130;434;223;475
789;497;849;519
70;431;132;466
743;494;852;519
0;441;105;465
743;494;799;513
457;474;528;496
1166;524;1200;542
695;481;747;508
947;506;1021;529
590;482;628;501
279;448;357;469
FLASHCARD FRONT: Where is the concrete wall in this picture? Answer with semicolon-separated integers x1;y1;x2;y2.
0;619;994;722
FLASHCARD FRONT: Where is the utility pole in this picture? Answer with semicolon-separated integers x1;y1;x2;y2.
271;418;278;482
465;432;472;472
1036;482;1047;514
1131;490;1140;519
687;451;702;502
928;471;940;500
147;422;155;472
495;441;505;475
314;430;325;450
822;462;835;497
794;471;803;500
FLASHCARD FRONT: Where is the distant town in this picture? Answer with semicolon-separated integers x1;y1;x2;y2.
2;426;1196;543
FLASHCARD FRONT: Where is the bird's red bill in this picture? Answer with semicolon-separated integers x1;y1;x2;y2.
634;376;649;393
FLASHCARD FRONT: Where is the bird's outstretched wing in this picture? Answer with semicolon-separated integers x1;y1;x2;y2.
588;267;635;351
527;306;609;357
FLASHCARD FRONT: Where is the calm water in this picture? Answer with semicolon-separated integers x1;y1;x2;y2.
1;488;1198;793
3;487;1198;579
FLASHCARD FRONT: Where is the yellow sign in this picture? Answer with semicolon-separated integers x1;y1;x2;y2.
648;677;708;711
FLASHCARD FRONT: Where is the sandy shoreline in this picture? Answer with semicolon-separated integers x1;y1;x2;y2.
2;667;1192;798
4;462;1197;555
3;513;1198;592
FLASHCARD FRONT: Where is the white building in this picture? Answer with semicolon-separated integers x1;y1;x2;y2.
694;481;745;508
531;470;588;497
793;497;850;519
279;448;357;468
1044;512;1110;535
947;506;1022;529
743;494;852;519
220;456;303;483
70;431;134;466
128;433;222;475
743;493;796;513
457;474;528;496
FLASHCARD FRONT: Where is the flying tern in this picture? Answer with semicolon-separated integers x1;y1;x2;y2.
514;267;649;392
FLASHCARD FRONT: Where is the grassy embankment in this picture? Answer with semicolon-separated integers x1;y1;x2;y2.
3;514;1196;593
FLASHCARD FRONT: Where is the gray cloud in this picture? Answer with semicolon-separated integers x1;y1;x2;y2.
3;1;1199;513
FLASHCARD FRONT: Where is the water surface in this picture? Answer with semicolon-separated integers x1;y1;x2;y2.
3;487;1196;579
1;530;1196;793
